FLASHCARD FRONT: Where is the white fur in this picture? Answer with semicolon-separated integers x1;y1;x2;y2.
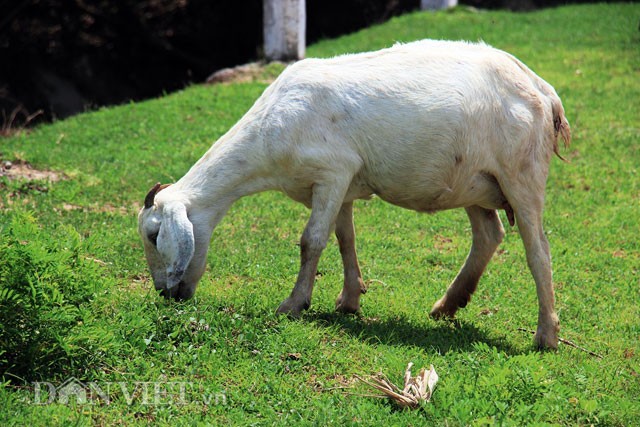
138;40;570;349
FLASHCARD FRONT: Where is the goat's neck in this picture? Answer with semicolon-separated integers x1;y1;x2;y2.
174;124;273;225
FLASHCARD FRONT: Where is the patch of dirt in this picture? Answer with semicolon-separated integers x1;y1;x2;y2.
57;202;138;215
1;159;65;182
0;158;140;216
0;158;66;210
433;234;454;252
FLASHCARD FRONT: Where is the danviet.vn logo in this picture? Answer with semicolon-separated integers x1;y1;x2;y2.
31;377;227;406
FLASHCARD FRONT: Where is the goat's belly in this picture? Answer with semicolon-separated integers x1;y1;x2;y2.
362;171;508;213
374;190;459;213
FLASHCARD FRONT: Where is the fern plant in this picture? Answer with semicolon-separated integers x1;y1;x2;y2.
0;211;103;382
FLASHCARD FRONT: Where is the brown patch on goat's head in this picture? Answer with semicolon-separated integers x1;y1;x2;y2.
144;182;171;209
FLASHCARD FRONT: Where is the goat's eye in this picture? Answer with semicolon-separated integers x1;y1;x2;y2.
148;232;159;246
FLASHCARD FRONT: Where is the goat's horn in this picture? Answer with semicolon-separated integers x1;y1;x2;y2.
144;182;171;209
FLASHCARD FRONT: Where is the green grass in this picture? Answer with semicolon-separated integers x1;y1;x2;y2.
1;3;639;425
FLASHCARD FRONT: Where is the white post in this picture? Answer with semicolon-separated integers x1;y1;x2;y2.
263;0;306;61
421;0;458;10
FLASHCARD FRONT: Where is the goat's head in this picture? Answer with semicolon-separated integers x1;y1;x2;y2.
138;183;207;300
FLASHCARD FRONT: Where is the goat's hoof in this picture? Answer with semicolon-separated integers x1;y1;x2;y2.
534;332;558;351
534;326;559;350
534;313;560;350
276;298;309;318
335;304;360;314
335;299;360;314
429;298;457;319
335;290;361;314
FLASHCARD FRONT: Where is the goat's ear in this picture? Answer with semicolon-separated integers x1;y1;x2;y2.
156;201;194;289
144;183;172;209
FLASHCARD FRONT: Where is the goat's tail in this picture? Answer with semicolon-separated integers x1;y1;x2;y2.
504;51;572;161
551;98;571;161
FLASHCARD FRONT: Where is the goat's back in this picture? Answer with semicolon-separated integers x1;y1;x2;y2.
251;40;569;210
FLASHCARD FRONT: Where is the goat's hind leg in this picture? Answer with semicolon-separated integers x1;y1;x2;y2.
335;201;366;313
431;206;505;318
502;185;559;350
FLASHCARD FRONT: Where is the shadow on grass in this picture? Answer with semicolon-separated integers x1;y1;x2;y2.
147;293;527;356
305;311;523;356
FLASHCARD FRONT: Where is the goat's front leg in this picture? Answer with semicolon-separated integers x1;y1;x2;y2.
335;202;366;313
431;206;504;318
277;181;349;316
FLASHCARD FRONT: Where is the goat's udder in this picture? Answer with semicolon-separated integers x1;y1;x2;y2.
502;201;515;226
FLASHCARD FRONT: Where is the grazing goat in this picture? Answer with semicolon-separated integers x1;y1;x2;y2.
138;40;571;349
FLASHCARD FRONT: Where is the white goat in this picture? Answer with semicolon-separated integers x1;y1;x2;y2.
138;40;570;349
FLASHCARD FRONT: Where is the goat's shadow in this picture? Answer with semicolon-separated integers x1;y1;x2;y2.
302;310;524;355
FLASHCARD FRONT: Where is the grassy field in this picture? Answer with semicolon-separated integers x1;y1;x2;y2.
1;3;639;425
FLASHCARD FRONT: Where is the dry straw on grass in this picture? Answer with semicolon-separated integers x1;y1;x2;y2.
355;362;438;409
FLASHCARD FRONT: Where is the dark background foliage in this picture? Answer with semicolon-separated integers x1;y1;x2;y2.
0;0;615;125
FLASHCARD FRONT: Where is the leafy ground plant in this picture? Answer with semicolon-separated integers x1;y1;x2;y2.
0;3;639;426
0;211;114;381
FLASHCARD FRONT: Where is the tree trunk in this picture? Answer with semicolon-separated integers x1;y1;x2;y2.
263;0;306;61
421;0;458;10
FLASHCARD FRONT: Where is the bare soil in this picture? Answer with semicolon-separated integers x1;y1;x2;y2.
0;159;64;182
